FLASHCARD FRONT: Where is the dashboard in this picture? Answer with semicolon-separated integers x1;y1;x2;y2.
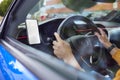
17;18;120;54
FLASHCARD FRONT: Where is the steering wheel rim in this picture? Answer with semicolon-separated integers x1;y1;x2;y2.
57;15;114;77
57;15;101;39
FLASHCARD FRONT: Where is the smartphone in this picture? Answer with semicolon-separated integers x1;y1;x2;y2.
26;19;41;44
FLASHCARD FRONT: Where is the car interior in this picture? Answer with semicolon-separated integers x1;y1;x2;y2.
6;0;120;79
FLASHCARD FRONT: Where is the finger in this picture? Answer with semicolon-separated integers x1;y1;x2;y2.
53;45;58;50
53;50;58;56
53;41;57;45
98;28;106;36
54;32;62;42
95;32;101;39
53;51;61;59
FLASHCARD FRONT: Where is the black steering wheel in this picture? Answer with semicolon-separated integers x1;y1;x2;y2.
57;15;115;78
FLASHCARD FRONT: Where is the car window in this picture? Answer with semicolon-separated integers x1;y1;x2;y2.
14;0;120;78
16;0;120;48
17;0;120;45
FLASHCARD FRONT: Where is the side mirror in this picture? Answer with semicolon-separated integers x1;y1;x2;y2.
92;0;116;3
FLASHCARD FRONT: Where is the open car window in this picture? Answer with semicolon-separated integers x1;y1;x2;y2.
4;0;120;80
8;0;120;79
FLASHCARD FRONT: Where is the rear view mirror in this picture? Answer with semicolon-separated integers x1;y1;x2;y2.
62;0;116;12
62;0;96;11
26;19;41;44
93;0;116;3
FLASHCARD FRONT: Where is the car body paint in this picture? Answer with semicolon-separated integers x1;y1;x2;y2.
0;45;38;80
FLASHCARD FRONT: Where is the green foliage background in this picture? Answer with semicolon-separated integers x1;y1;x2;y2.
0;0;13;16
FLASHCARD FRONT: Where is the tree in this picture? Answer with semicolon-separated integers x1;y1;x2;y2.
0;0;13;16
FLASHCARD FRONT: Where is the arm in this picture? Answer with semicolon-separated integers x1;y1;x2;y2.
95;28;120;65
64;54;85;71
53;32;84;71
95;28;120;80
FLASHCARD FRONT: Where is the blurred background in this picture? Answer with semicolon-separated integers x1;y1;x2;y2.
0;0;12;21
0;0;120;22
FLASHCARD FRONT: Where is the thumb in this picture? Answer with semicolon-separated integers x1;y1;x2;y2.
54;32;62;42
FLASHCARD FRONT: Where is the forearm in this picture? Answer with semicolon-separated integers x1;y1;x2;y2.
102;41;120;65
63;54;85;71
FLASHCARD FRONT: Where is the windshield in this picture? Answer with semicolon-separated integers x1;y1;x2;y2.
27;0;120;22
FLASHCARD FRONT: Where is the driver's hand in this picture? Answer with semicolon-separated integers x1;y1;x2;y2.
53;32;73;61
95;28;112;48
53;32;84;71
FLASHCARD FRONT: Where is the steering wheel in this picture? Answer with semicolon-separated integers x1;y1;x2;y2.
57;15;115;78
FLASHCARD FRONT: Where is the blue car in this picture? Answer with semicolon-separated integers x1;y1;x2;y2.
0;0;119;80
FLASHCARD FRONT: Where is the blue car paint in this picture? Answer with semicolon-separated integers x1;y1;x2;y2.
0;45;38;80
